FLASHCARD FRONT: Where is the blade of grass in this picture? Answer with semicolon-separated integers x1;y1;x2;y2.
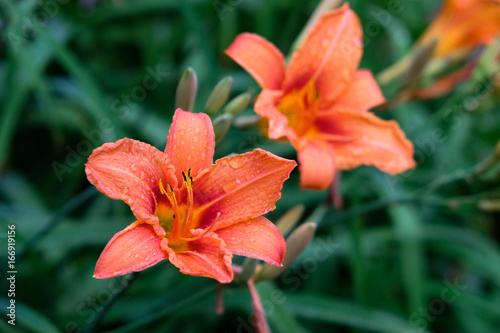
0;298;60;333
286;292;431;333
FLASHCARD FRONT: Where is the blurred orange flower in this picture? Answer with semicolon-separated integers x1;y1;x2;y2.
419;0;500;58
406;0;500;99
226;4;415;190
86;109;295;283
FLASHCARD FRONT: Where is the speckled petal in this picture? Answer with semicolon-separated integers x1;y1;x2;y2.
86;138;176;221
162;232;233;283
192;149;297;230
333;70;385;112
94;222;167;279
297;140;336;191
165;109;215;185
316;108;416;174
225;33;286;90
216;216;286;267
283;4;362;105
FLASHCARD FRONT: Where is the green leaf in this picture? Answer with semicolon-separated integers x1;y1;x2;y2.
0;298;60;333
286;293;431;333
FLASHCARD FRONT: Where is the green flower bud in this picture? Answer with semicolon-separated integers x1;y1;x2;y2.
223;93;251;115
238;258;259;283
233;115;261;129
479;199;500;212
175;67;198;112
204;77;233;116
255;222;316;282
213;113;233;143
275;205;305;236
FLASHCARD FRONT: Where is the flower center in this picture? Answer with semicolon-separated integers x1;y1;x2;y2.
276;80;319;136
155;169;219;250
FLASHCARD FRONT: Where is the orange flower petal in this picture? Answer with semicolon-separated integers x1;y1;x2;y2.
297;140;336;190
225;33;286;90
316;109;416;174
333;69;385;111
216;216;286;266
94;222;167;279
165;109;215;185
420;0;500;57
283;4;362;105
163;232;233;283
86;138;176;221
254;89;299;141
193;149;296;230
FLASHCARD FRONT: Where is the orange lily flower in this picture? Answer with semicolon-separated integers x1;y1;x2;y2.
404;0;500;99
226;4;415;190
85;109;296;283
419;0;500;58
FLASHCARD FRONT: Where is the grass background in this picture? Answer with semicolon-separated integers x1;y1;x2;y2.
1;0;500;332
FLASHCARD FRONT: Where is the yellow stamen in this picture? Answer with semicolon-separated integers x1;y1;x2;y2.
160;179;182;240
182;168;194;234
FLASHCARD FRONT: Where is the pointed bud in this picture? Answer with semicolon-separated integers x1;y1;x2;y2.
204;77;233;116
254;222;316;282
175;67;198;112
401;39;437;87
233;115;261;129
213;113;233;143
223;93;251;115
237;258;259;283
275;205;305;237
479;199;500;212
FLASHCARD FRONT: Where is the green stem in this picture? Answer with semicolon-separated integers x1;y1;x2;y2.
104;282;216;333
18;187;97;260
84;273;140;333
413;168;471;195
348;211;366;306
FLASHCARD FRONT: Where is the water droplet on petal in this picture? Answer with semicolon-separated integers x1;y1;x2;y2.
222;178;240;192
228;158;249;169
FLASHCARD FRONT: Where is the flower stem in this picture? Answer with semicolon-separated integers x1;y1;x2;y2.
18;186;97;260
84;272;140;333
247;279;271;333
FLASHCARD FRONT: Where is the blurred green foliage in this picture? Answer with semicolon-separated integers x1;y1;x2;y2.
1;0;500;332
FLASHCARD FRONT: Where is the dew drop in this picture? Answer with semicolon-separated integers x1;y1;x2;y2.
228;158;249;169
144;257;149;261
222;178;239;192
